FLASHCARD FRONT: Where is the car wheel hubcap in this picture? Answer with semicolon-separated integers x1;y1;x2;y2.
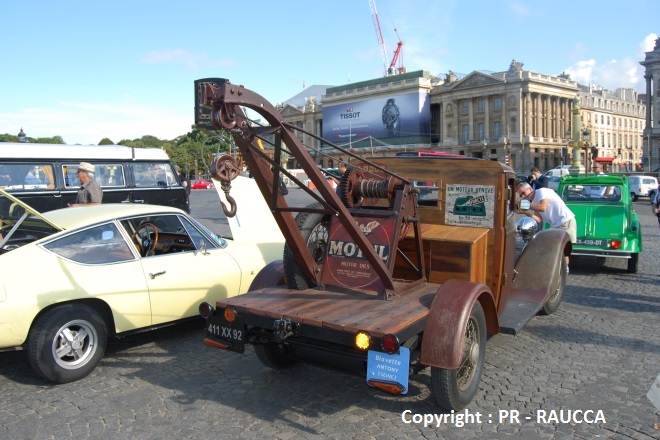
52;319;98;370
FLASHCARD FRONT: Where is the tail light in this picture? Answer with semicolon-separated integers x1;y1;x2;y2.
381;334;400;354
199;302;214;319
610;240;622;250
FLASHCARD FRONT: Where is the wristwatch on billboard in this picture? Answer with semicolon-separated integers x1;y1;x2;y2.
382;98;400;136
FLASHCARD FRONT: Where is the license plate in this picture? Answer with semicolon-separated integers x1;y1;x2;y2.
366;347;410;394
206;318;245;353
576;238;608;247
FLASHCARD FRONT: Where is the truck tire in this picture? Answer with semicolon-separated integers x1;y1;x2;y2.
254;343;295;370
283;203;331;290
627;253;639;273
431;301;486;411
27;303;107;383
540;258;567;315
631;192;638;202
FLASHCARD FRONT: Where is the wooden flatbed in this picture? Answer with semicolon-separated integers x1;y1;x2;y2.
220;281;438;337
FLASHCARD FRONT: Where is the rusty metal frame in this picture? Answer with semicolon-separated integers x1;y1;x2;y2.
203;81;425;295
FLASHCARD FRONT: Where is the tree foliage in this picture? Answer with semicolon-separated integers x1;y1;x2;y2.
0;128;235;177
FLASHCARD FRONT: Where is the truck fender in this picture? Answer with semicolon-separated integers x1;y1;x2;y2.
248;260;285;291
512;229;571;303
420;280;498;369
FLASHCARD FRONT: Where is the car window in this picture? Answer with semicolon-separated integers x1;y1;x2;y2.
0;163;55;191
562;184;622;202
120;214;218;257
413;181;439;206
179;216;221;249
63;163;126;188
43;223;135;264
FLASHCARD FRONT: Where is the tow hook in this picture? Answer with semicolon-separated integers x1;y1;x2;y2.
273;318;299;342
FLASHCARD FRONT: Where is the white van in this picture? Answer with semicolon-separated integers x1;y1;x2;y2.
543;165;586;190
627;175;658;202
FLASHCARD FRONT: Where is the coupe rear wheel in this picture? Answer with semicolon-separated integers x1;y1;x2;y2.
431;301;486;411
627;253;639;273
283;203;331;290
27;304;107;383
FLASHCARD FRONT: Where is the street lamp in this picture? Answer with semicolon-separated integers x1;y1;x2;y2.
482;139;489;159
569;96;590;173
18;128;27;143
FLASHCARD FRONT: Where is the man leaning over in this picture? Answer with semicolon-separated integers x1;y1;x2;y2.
517;181;575;269
68;162;103;207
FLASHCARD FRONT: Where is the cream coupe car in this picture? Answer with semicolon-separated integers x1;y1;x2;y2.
0;177;284;383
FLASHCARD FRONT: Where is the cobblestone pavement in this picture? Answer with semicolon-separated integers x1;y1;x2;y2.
0;191;658;439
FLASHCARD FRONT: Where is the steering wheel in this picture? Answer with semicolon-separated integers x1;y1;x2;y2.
132;223;159;257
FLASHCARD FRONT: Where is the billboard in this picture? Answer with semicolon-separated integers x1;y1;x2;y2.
322;91;430;146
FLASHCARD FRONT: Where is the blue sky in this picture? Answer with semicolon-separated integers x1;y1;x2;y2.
1;0;658;145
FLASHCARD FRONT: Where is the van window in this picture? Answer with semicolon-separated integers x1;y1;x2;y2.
63;163;126;188
134;163;177;188
0;163;55;191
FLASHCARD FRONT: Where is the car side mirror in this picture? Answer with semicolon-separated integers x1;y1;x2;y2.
199;239;210;255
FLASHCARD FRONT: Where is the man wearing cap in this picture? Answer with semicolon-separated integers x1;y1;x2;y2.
69;162;103;207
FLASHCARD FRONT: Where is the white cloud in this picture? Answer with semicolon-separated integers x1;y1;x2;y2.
506;0;532;17
564;34;657;92
142;49;207;70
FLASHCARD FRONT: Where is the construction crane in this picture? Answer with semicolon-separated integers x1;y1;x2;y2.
369;0;404;76
389;28;405;75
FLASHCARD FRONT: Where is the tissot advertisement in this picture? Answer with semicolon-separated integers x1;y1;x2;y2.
322;92;431;145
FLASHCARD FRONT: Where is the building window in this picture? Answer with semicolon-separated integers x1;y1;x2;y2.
462;101;469;114
462;124;469;142
493;121;501;140
494;97;501;111
478;99;485;112
478;123;485;141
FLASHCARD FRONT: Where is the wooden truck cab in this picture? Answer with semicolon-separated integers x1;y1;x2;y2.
196;79;571;411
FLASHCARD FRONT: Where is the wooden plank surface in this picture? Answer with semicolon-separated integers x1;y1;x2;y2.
220;282;439;337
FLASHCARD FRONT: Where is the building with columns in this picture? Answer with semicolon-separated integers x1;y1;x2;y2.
278;61;646;173
640;36;660;172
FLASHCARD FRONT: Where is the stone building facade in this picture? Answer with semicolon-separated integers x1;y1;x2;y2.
640;36;660;172
278;61;647;173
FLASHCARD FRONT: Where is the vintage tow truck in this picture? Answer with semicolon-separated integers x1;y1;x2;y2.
196;79;572;410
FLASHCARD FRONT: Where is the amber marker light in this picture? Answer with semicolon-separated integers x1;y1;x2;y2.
224;306;237;323
355;331;371;350
367;378;406;395
199;302;214;319
204;338;229;349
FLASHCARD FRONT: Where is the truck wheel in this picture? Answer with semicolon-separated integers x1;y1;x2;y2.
27;304;107;383
627;253;639;273
631;192;638;202
540;258;567;315
254;343;295;370
431;301;486;411
283;203;331;290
